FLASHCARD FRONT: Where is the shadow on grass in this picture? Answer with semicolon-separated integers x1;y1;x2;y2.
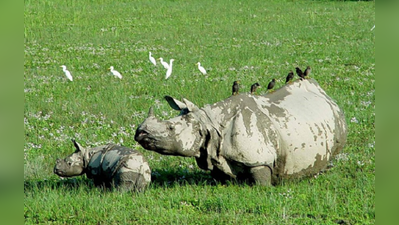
149;168;217;188
24;167;259;192
26;165;319;192
24;168;217;192
24;177;95;192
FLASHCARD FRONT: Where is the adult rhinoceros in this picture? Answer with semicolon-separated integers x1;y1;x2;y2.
135;79;347;185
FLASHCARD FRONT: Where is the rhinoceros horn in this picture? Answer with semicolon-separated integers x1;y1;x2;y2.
147;106;155;117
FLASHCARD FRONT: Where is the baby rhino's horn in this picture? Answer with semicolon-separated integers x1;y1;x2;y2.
148;106;154;117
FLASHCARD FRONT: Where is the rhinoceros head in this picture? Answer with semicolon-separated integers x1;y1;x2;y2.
135;96;206;157
54;139;88;177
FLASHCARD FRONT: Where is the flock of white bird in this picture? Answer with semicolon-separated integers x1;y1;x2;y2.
60;51;207;81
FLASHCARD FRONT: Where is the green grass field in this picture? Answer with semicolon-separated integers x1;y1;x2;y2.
24;0;375;224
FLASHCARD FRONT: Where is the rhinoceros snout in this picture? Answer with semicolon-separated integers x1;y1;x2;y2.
135;128;158;150
134;128;149;142
54;159;68;176
54;165;62;176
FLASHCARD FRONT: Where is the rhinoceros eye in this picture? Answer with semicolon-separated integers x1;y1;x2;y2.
168;125;174;131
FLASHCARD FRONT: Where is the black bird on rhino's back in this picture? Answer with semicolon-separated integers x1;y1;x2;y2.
304;66;311;79
267;79;276;92
250;82;260;94
232;81;240;95
285;71;294;83
295;67;304;80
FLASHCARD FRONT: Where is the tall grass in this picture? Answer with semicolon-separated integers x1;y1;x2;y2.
24;0;375;224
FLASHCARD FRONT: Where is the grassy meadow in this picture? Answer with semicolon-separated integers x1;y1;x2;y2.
24;0;375;224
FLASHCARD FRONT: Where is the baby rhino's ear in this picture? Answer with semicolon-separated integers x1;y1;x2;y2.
71;139;85;154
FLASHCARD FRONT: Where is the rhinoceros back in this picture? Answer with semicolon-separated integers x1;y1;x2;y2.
255;79;347;178
86;144;151;191
203;79;347;180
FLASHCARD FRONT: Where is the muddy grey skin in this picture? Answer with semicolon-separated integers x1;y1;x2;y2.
135;79;347;185
54;139;151;192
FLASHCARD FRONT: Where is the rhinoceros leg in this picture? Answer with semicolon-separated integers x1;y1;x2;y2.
210;167;235;184
92;178;111;189
114;171;148;192
249;166;272;186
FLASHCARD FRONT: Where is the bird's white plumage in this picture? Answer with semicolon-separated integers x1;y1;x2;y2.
165;59;174;79
370;25;375;31
109;66;122;79
159;57;170;70
149;52;157;66
196;62;207;75
60;65;73;81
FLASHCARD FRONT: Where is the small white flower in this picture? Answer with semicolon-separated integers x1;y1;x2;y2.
335;153;349;161
350;117;359;123
368;142;375;148
361;101;372;107
180;201;188;206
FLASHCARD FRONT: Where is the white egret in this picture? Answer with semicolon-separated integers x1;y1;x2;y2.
196;62;207;75
159;57;170;70
60;65;73;81
370;25;375;31
149;52;157;66
165;59;174;79
109;66;122;79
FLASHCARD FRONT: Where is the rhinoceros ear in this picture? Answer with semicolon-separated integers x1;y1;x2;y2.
71;139;85;153
182;98;199;112
165;95;187;111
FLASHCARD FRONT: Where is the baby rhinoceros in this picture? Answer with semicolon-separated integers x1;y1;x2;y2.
54;139;151;192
